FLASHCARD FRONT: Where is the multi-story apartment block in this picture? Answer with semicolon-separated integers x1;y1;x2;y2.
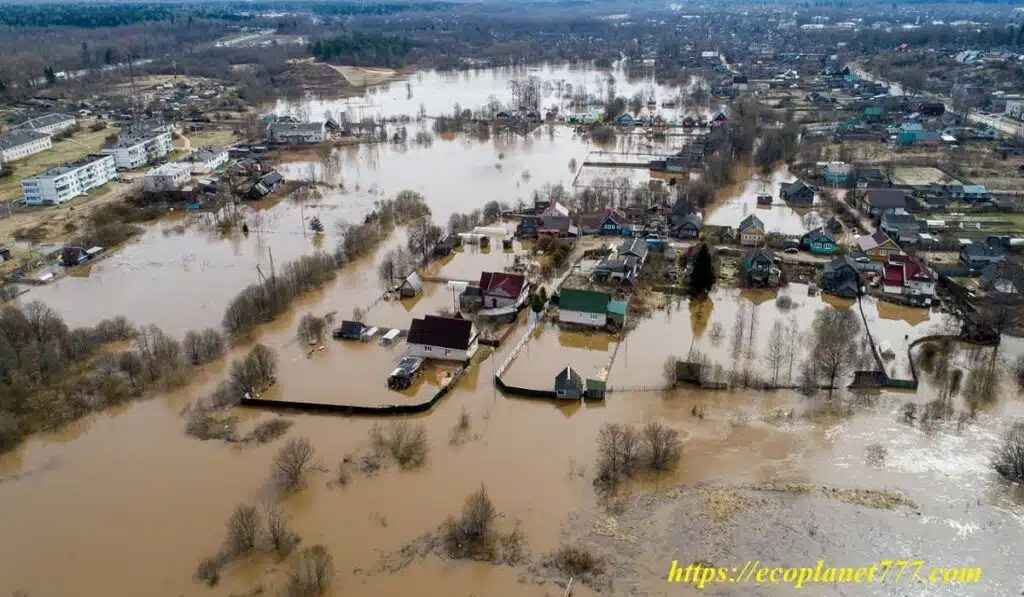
0;132;51;163
12;113;77;136
21;154;116;205
101;131;174;169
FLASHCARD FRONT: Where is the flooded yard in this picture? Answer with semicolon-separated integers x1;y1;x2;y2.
1;63;1023;597
706;166;825;236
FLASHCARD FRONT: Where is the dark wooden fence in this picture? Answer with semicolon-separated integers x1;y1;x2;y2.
239;369;465;416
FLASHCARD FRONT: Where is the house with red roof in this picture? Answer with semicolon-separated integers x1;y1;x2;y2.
478;271;530;309
882;261;905;295
881;255;935;301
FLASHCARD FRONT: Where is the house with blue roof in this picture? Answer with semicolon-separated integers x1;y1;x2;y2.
961;184;990;202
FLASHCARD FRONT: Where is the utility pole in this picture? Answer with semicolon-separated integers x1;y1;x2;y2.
127;50;139;121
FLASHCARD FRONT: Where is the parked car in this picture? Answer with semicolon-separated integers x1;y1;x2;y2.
784;247;799;254
855;256;870;263
387;356;425;391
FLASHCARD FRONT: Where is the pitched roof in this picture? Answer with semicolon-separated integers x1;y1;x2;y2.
607;300;628;316
803;228;834;243
902;256;933;282
559;288;610;314
858;230;896;251
739;214;765;233
12;113;74;131
743;247;776;263
618;237;648;260
479;272;526;298
406;315;474;350
540;202;570;218
962;243;1004;258
883;263;904;286
555;365;583;390
784;180;813;195
401;271;423;291
863;188;907;209
825;255;859;273
603;209;629;227
961;184;989;194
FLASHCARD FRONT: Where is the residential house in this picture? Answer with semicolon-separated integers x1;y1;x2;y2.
267;122;328;144
248;171;284;199
554;366;584;399
12;113;76;136
539;201;571;235
398;271;424;297
668;198;697;228
738;214;766;246
882;260;905;294
0;131;51;163
857;231;901;261
822;256;860;298
823;163;853;185
961;184;990;202
897;255;936;298
558;288;611;327
980;261;1024;295
516;215;540;238
858;188;907;217
60;246;89;267
405;315;479;361
856;168;889;189
21;154;116;206
179;147;229;174
594;257;639;287
781;180;815;204
742;248;780;287
711;110;728;126
606;300;627;327
617;237;649;266
101;130;174;169
826;216;843;234
879;212;921;244
333;321;365;340
960;242;1005;269
579;209;629;236
732;74;749;91
477;272;529;309
864;106;885;122
615;114;634;126
143;162;191;191
801;228;837;254
672;213;702;239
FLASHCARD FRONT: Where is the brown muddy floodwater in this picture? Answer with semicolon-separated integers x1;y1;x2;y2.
3;65;1024;597
706;165;826;236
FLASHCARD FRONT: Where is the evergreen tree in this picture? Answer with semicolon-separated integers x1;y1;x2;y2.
688;244;715;296
309;216;324;235
43;66;56;85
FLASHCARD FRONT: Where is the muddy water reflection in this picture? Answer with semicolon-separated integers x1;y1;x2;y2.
706;165;823;236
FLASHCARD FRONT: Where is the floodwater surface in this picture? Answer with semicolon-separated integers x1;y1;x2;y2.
2;65;1023;597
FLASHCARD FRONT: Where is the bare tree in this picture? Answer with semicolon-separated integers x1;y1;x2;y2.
406;217;443;265
766;321;786;387
224;504;262;556
643;420;682;470
730;304;749;362
783;316;800;383
663;355;678;387
460;484;497;540
377;247;410;287
745;304;759;360
287;544;334;596
264;503;299;555
296;313;327;345
385;420;429;468
811;307;861;391
273;437;317;490
596;422;642;481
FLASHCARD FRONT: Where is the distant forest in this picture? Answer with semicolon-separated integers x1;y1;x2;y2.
309;33;415;67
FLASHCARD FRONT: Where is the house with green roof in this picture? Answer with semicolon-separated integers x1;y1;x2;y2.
606;299;628;327
557;288;611;327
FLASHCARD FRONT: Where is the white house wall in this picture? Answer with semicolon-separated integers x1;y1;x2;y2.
559;309;606;327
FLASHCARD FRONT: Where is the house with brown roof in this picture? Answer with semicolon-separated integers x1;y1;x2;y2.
405;315;479;361
857;231;901;261
857;188;907;217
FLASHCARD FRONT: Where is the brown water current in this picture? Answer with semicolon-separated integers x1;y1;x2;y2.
2;66;1023;597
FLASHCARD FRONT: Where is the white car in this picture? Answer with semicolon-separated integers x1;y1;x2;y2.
855;256;870;263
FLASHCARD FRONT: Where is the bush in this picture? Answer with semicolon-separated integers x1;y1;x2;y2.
184;405;239;441
590;125;616;144
373;420;429;468
643;420;682;470
265;503;300;555
89;120;108;132
183;328;225;365
0;411;25;453
544;544;605;578
248;418;293;444
286;545;334;597
994;421;1024;483
195;556;223;586
229;344;277;397
595;422;643;484
442;484;497;559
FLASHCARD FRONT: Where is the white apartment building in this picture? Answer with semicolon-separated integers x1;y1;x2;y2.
21;154;116;206
143;162;192;191
1006;99;1024;121
0;132;51;164
179;146;229;173
267;122;327;144
101;131;174;169
12;113;76;136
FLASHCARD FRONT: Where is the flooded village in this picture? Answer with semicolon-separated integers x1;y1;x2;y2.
1;2;1024;597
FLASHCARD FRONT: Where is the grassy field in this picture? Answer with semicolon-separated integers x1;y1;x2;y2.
176;128;240;151
968;212;1024;234
0;121;117;204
